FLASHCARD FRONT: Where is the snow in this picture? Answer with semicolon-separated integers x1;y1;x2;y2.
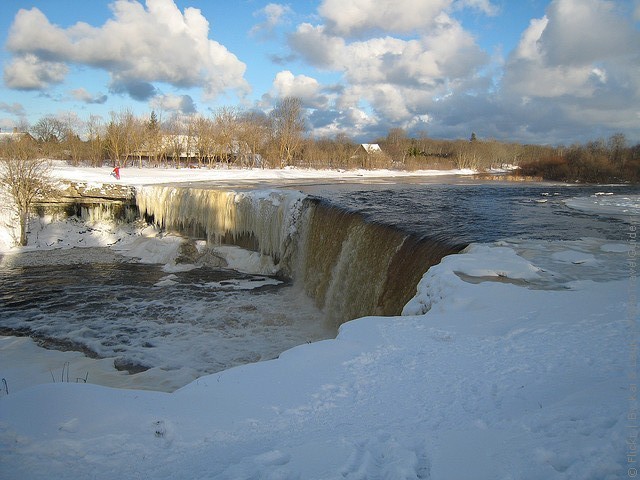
47;161;476;188
207;245;280;275
0;163;638;479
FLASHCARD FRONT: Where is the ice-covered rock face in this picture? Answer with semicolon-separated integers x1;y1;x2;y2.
60;181;136;202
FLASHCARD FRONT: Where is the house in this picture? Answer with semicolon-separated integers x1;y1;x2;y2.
134;134;202;164
352;143;384;167
133;134;257;166
0;127;31;143
359;143;382;155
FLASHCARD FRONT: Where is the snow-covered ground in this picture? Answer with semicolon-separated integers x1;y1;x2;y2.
0;164;638;479
49;162;477;187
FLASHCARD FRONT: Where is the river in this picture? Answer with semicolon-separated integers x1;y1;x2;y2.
1;178;638;390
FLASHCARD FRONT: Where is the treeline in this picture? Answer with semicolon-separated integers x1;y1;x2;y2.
4;98;639;182
518;134;640;183
23;99;308;169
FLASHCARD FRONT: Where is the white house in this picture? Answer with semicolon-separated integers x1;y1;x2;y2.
0;127;30;143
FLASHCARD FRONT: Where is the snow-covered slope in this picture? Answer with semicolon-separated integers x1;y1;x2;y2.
1;238;635;479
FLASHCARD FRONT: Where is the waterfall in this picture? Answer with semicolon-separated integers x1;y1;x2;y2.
75;203;138;224
35;201;137;224
136;185;461;326
136;186;307;272
299;201;461;326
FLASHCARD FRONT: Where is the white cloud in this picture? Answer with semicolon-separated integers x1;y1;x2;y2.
511;16;548;61
5;7;71;57
504;0;640;99
310;106;378;139
251;3;292;37
150;94;197;114
4;0;249;100
538;0;640;66
288;24;344;67
293;14;487;86
271;71;326;108
0;101;26;117
481;0;640;143
70;88;108;104
590;68;607;84
503;16;596;98
3;54;68;90
290;12;488;134
453;0;499;16
318;0;451;36
286;0;639;143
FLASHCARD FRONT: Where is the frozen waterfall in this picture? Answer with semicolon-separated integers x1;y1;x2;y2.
136;185;461;326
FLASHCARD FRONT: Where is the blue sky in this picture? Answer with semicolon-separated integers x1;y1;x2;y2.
0;0;638;145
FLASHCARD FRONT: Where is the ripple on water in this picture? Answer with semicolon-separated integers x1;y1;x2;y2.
0;248;332;380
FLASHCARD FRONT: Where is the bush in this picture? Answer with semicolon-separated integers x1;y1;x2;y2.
520;155;571;181
520;141;640;183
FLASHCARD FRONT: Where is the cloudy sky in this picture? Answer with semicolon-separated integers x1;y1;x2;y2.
0;0;639;145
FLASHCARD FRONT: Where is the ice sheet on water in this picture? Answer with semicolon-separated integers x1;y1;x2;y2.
565;193;640;217
402;235;634;317
499;237;633;284
200;277;283;291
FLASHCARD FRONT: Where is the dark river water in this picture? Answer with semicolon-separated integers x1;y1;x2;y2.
0;254;331;381
310;181;639;242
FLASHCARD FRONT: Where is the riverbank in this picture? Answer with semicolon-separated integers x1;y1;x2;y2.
1;165;638;479
2;161;479;252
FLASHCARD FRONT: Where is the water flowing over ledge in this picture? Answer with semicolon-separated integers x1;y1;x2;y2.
135;185;462;326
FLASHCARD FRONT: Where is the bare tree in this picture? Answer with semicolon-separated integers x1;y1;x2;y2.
238;110;270;168
31;115;66;144
105;111;127;166
105;108;144;167
31;115;67;158
452;140;479;170
184;117;198;168
270;97;306;168
128;115;146;168
192;116;215;167
86;115;105;167
334;134;357;169
383;127;408;165
608;133;628;167
164;115;187;168
58;113;85;166
0;136;55;246
213;107;239;165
